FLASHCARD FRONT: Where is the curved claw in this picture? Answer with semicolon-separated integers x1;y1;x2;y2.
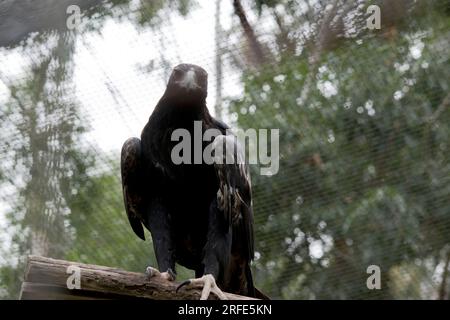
176;280;191;293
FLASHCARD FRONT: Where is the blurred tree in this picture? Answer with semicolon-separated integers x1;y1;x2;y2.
0;33;89;298
229;0;450;299
0;0;195;299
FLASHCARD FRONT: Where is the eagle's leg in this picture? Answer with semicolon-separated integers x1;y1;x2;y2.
176;199;231;300
177;274;228;300
145;200;177;282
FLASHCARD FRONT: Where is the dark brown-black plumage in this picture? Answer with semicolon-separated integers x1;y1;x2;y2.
121;63;267;299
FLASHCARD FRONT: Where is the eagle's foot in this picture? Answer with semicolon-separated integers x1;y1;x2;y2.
146;266;176;281
176;274;228;300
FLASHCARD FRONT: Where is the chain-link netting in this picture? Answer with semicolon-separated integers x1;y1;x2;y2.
0;0;449;299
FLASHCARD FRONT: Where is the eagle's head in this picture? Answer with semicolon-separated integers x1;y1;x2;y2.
166;63;208;104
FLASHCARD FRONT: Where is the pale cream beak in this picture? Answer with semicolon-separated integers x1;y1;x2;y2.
178;69;199;90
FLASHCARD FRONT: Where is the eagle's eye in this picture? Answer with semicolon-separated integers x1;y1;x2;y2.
172;69;183;79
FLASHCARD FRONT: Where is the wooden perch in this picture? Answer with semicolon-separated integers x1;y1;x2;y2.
19;256;257;300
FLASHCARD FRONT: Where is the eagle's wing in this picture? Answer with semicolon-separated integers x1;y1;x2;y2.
212;134;254;260
121;137;146;240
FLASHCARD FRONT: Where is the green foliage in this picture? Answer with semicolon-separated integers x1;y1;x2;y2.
133;0;196;27
0;265;23;299
229;3;450;299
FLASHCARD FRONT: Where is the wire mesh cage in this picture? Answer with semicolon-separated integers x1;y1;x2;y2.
0;0;449;299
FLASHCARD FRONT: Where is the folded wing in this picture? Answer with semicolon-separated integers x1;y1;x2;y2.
121;137;146;240
213;134;254;261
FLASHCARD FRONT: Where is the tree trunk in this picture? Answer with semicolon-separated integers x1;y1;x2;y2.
232;0;266;67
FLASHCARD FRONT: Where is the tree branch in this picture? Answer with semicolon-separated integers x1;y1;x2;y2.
232;0;266;66
20;255;257;300
427;93;450;124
